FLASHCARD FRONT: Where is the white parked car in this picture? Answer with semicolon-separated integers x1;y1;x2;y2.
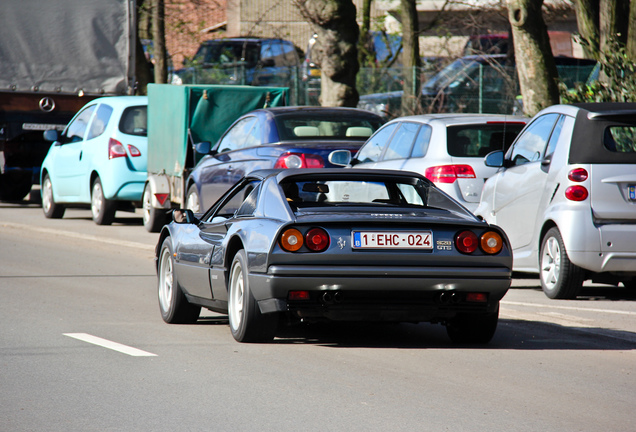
476;103;636;298
349;114;527;212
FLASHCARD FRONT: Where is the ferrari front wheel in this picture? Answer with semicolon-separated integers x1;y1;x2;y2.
158;237;201;324
228;249;277;343
446;305;499;344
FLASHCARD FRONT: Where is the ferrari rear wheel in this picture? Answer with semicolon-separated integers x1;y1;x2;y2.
228;249;277;343
91;177;116;225
446;305;499;344
540;227;585;299
158;237;201;324
41;174;65;219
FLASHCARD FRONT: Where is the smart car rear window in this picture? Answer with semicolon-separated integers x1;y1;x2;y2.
605;126;636;153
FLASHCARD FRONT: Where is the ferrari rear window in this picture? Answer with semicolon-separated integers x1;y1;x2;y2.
281;178;469;215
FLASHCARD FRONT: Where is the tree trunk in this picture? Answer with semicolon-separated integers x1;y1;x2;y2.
135;0;153;95
400;0;421;116
600;0;629;50
628;0;636;60
507;0;559;117
575;0;600;59
294;0;360;107
358;0;372;65
152;0;168;84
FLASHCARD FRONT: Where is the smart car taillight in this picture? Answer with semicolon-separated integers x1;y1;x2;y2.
425;165;476;184
480;231;503;254
128;144;142;157
274;152;324;169
108;138;127;159
568;168;588;182
280;228;303;252
455;230;478;254
305;227;330;252
565;185;588;201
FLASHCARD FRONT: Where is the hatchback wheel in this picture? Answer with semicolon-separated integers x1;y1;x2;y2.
158;237;201;323
228;249;277;343
41;174;65;219
90;178;116;225
540;227;585;299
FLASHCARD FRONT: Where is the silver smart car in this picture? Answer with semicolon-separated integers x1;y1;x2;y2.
476;103;636;299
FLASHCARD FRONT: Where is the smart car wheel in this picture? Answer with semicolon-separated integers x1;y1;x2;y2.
142;183;167;233
446;305;499;344
185;184;200;213
158;237;201;323
540;227;585;299
228;249;277;343
41;174;65;219
91;177;116;225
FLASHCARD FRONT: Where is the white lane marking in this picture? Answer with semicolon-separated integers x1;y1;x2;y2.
64;333;157;357
502;300;636;316
1;222;154;252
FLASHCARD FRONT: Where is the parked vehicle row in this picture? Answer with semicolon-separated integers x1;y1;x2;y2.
38;93;636;304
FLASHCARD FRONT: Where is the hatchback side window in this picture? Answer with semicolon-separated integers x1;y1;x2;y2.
87;104;113;140
410;124;432;158
507;113;559;166
217;117;257;152
64;105;96;143
383;122;420;161
544;115;565;159
356;123;398;163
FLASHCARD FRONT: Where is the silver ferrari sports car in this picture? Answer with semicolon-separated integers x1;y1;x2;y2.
155;169;512;344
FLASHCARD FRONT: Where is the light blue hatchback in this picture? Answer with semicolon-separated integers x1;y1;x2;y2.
40;96;148;225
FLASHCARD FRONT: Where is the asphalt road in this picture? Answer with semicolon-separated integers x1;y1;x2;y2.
1;199;635;431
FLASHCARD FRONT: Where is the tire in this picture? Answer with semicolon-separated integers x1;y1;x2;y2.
41;174;65;219
228;249;277;342
91;177;116;225
142;183;167;233
157;237;201;324
0;172;32;201
446;304;499;344
540;227;585;299
185;184;201;213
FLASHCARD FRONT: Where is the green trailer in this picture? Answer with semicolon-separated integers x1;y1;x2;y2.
142;84;288;231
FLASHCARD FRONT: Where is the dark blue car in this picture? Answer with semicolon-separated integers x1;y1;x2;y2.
185;107;385;211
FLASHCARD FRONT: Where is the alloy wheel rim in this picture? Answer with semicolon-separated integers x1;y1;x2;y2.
142;188;151;225
158;248;173;312
229;260;244;331
541;236;561;290
91;182;103;218
43;178;52;213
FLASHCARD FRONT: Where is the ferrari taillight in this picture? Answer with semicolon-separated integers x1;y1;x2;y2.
455;230;504;255
280;227;330;252
280;228;303;252
305;227;330;252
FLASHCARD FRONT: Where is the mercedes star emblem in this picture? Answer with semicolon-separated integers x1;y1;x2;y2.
39;97;56;112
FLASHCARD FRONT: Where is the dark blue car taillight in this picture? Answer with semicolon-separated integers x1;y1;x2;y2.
274;152;324;169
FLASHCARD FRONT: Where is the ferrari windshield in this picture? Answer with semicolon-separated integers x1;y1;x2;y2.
280;178;473;216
